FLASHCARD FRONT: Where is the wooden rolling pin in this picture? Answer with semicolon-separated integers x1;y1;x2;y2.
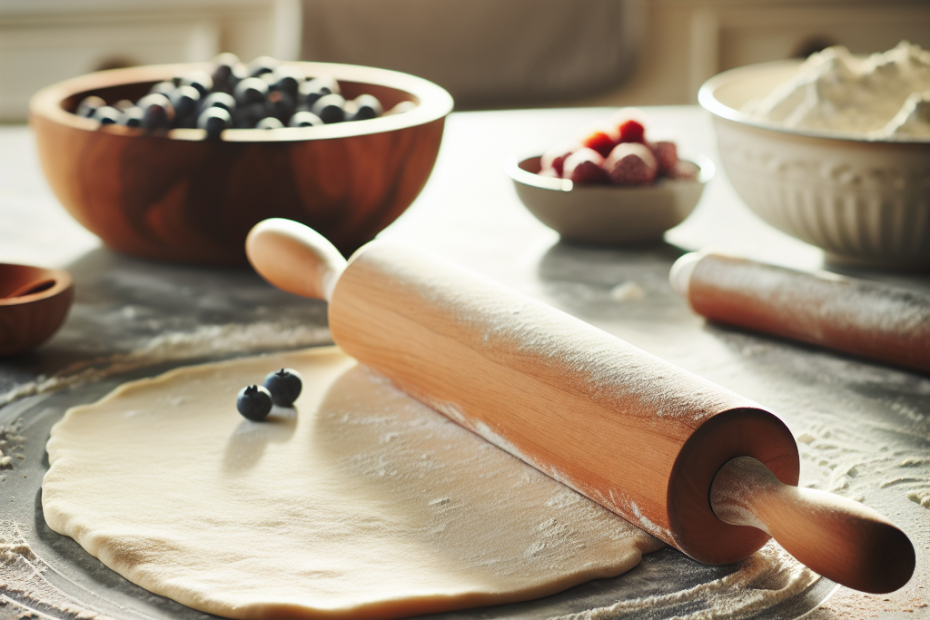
246;219;914;594
671;250;930;372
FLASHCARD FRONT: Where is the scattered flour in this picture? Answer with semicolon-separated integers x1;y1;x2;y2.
0;322;332;409
609;282;646;302
0;521;111;620
556;543;819;620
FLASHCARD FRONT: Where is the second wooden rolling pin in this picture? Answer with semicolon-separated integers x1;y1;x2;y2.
247;219;914;594
670;250;930;372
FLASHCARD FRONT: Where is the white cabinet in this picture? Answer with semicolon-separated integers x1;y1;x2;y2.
0;0;301;121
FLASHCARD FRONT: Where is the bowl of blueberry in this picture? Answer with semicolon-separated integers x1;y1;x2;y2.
29;54;453;265
506;112;713;246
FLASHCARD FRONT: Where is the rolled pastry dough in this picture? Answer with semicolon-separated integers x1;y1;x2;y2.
42;347;661;619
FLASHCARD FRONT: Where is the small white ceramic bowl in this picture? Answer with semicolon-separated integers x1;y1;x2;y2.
506;155;713;245
700;61;930;269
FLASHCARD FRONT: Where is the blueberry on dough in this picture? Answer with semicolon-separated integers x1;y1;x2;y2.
237;385;273;421
263;369;303;407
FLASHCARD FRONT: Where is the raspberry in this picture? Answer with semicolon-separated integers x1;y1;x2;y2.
617;119;646;143
580;130;617;158
670;160;700;180
562;148;608;184
649;141;679;175
540;142;578;177
604;143;658;185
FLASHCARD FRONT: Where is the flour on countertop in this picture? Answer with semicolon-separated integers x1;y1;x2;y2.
0;521;110;620
0;322;331;409
793;412;930;509
557;543;818;620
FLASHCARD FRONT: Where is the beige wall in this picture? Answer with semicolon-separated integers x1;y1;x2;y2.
561;0;930;109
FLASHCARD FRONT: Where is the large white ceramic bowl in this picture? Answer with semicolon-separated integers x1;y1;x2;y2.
700;61;930;268
506;155;713;246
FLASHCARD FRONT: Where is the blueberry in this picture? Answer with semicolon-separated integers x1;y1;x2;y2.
169;85;202;121
211;53;240;89
234;102;266;128
201;92;236;114
234;77;269;106
117;106;144;127
347;94;382;121
76;95;105;118
298;75;339;107
237;385;273;421
256;116;284;129
180;71;212;97
149;81;175;97
266;90;295;120
272;66;302;97
311;94;346;124
288;110;323;127
91;106;120;125
198;107;231;139
137;93;175;131
263;369;302;407
248;55;279;78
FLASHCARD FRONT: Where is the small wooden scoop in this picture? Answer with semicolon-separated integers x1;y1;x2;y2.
247;219;915;594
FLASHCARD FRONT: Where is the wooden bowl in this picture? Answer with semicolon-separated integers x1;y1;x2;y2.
0;264;74;356
506;155;713;245
29;63;453;265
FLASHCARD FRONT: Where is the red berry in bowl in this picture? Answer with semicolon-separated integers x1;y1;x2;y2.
562;148;608;184
670;160;700;180
617;119;645;144
604;143;657;185
581;130;617;158
649;141;679;174
541;141;578;177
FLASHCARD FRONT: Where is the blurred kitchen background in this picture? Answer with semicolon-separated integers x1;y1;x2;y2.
1;0;929;121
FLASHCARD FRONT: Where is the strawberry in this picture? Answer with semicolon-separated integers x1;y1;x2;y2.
580;130;617;158
562;148;608;184
604;143;658;185
540;142;579;177
649;141;679;175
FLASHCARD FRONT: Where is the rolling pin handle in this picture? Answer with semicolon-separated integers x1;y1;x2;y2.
669;251;704;299
246;219;347;302
710;456;915;594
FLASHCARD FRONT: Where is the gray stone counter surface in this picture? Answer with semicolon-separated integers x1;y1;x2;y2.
0;107;927;619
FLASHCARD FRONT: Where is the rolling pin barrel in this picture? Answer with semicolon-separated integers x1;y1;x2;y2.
247;219;914;594
671;250;930;372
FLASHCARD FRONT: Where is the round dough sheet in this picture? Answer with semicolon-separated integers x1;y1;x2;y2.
42;347;661;619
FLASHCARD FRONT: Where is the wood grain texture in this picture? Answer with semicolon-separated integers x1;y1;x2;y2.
711;457;915;593
0;264;74;356
686;253;930;372
327;240;800;564
29;63;452;265
246;218;347;301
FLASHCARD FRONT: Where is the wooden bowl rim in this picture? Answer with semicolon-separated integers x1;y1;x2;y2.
0;264;74;308
29;61;454;143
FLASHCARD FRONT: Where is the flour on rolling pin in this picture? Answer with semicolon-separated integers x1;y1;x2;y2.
247;219;915;594
671;251;930;372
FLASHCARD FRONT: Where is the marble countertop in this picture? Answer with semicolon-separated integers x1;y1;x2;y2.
1;107;927;619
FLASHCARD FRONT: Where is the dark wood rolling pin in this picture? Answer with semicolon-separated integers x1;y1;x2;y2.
671;250;930;372
246;219;915;594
